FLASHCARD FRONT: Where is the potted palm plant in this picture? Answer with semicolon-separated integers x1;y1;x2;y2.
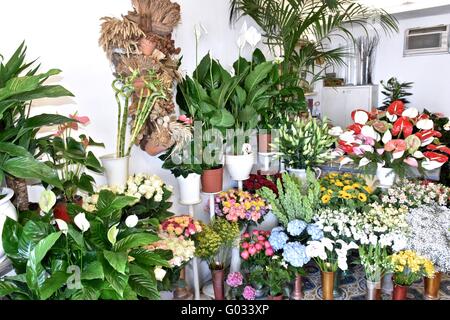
276;116;335;180
105;69;167;186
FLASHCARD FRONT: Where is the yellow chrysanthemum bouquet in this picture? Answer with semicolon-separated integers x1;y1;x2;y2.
319;172;377;210
389;250;435;286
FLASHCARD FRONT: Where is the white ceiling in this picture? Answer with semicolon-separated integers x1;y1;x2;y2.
357;0;450;13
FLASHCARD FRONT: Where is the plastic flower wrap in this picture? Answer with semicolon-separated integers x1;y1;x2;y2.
146;233;195;267
381;179;450;209
335;102;450;176
240;230;274;265
388;250;435;286
406;204;450;272
159;215;202;239
319;172;377;209
214;189;270;226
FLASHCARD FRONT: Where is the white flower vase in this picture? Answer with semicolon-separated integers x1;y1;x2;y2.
225;154;254;181
229;224;248;273
0;188;18;263
376;167;396;188
177;173;201;205
287;167;321;181
101;154;130;187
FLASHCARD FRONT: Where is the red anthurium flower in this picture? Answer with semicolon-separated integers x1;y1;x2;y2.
392;117;413;137
347;123;363;134
338;140;355;155
423;151;448;163
427;144;450;155
387;100;405;116
415;130;442;141
417;114;430;121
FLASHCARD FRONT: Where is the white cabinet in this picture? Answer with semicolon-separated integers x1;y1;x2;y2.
321;85;378;128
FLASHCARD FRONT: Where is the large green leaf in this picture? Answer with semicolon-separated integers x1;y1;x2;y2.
128;264;159;300
0;281;22;297
103;250;128;275
0;142;32;157
210;109;235;128
2;156;62;189
70;285;101;300
23;114;75;129
244;62;274;93
17;220;52;262
113;233;159;252
95;190;137;218
85;151;103;173
39;271;69;300
81;261;104;280
1;217;22;259
5;85;73;102
102;259;129;297
28;232;62;266
129;248;171;268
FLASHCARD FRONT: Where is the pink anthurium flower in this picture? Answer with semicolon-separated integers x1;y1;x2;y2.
392;117;413;137
385;139;407;153
70;114;90;125
377;148;385;155
404;157;419;168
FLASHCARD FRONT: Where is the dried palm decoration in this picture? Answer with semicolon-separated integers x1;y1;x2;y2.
127;0;181;35
99;17;146;57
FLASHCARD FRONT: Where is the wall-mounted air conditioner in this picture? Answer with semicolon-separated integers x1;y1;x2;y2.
404;24;449;56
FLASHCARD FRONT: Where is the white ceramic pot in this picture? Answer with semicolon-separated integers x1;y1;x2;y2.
376;167;396;188
225;154;254;181
177;173;201;205
287;167;322;180
100;154;130;187
0;188;19;263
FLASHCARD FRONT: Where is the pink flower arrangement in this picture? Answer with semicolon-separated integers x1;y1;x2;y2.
214;189;269;225
242;285;256;300
240;230;274;262
226;272;244;288
159;215;202;240
336;101;450;173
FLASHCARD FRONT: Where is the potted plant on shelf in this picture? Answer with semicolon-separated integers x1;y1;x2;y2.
388;250;435;300
194;218;240;300
337;102;450;188
105;69;167;186
276;116;336;180
0;42;75;210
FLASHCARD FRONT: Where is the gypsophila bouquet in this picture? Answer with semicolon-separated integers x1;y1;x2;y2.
406;204;450;272
146;233;195;267
314;207;357;240
382;179;450;209
159;215;202;239
319;172;377;209
388;250;435;286
214;189;270;226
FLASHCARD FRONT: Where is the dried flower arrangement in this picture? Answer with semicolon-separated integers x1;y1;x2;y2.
99;0;186;156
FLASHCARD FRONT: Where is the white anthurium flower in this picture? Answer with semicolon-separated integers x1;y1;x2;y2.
421;137;434;147
39;190;57;213
382;130;392;144
74;213;90;232
194;23;208;42
422;160;444;171
339;131;356;143
125;215;139;228
339;157;354;168
377;161;386;169
402;107;419;119
386;112;397;122
359;157;371;167
337;256;349;271
360;145;374;153
392;151;405;159
444;121;450;131
328;126;343;137
416;119;434;130
361;125;377;140
55;219;68;235
320;237;334;251
413;150;425;158
354;111;369;125
245;26;262;48
154;267;167;281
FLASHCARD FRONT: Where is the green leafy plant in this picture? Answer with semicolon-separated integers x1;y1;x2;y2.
0;190;173;300
159;142;203;178
381;77;413;109
0;42;75;187
257;171;320;225
276;116;335;169
249;257;290;297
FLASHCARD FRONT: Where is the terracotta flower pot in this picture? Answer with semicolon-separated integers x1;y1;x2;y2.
321;271;335;300
424;272;442;300
392;283;408;300
268;294;283;300
258;133;272;153
201;167;223;193
211;269;225;300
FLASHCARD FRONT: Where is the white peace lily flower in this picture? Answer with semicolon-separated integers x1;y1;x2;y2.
416;119;434;130
386;112;397;122
361;125;377;140
39;190;57;213
402;108;419;118
237;21;248;49
125;215;139;228
354;111;369;125
55;219;68;235
194;23;208;42
382;130;392;144
422;160;444;171
74;213;90;232
328;126;343;137
359;157;371;167
154;267;167;281
245;26;262;48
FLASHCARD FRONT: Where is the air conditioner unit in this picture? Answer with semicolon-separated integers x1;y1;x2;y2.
404;25;449;56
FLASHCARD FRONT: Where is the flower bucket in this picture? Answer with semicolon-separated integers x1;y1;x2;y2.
376;167;396;188
177;173;201;205
321;271;335;300
101;154;129;187
392;284;408;300
287;167;321;180
201;167;223;193
291;274;303;300
211;269;225;300
366;279;382;300
424;272;442;300
381;272;394;294
0;188;18;263
225;154;254;181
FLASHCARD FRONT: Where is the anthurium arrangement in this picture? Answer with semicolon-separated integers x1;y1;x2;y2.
0;189;173;300
337;101;450;177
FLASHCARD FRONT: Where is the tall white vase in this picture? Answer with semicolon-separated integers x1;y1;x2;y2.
376;167;396;188
0;188;18;263
177;173;201;205
225;154;254;181
100;154;130;187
